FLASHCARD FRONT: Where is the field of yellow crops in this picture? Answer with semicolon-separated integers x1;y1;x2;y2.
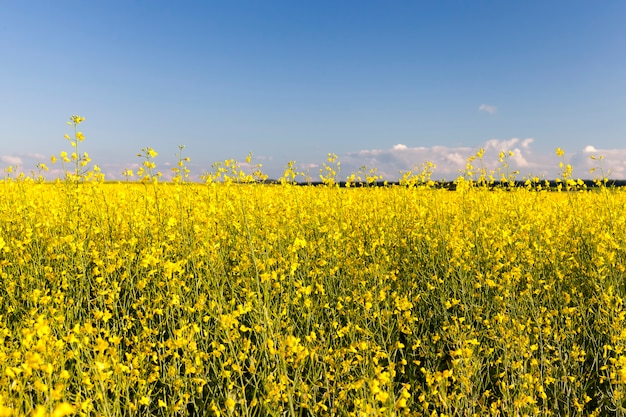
1;118;626;416
1;177;626;417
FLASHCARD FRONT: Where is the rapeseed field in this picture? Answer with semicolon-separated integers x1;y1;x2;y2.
1;117;625;416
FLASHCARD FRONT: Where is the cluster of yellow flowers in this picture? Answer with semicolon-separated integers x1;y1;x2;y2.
0;118;625;416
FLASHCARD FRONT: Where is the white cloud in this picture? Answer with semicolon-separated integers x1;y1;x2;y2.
583;145;597;153
572;146;626;178
484;138;519;150
337;138;621;181
479;104;497;114
6;141;626;183
1;153;49;172
300;162;319;170
510;150;530;168
24;153;47;160
444;152;467;166
1;155;23;165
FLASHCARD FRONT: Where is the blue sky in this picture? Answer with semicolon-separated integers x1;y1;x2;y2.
1;0;625;180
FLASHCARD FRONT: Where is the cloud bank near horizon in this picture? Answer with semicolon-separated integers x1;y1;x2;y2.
2;139;626;182
339;139;626;181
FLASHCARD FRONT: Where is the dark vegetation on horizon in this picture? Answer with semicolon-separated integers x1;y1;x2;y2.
258;179;626;189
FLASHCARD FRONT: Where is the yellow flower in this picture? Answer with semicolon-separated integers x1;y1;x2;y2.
225;397;236;412
33;380;48;392
51;403;75;417
31;406;46;417
0;404;13;417
69;115;85;125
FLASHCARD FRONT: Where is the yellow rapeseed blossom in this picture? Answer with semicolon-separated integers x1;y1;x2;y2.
1;123;626;415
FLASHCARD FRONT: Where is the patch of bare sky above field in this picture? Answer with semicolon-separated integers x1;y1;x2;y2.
2;139;626;183
2;2;625;181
